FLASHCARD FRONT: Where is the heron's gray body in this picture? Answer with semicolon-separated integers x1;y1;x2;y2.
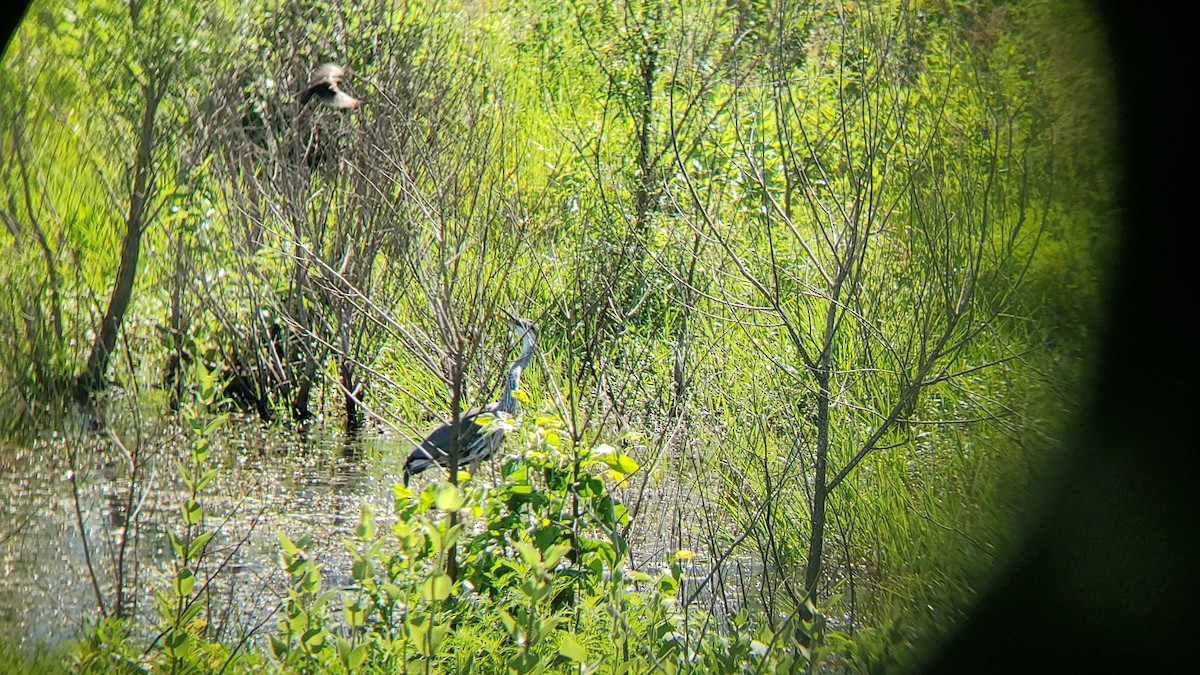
403;402;501;480
403;316;536;484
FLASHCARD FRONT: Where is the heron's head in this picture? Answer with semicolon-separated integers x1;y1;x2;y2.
502;311;538;342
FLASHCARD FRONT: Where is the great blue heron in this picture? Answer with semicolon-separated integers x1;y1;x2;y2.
298;63;363;109
403;313;538;485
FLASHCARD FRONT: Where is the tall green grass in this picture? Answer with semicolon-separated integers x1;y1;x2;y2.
1;0;1114;669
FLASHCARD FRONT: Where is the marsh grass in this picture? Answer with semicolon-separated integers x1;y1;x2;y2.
1;0;1114;670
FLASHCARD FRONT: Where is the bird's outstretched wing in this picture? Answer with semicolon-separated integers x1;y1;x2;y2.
298;63;363;109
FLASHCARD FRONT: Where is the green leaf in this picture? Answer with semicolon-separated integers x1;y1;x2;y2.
602;452;640;474
314;589;334;611
430;621;450;651
583;476;605;497
277;532;299;555
174;567;195;596
408;615;434;656
392;483;414;502
176;460;194;489
536;617;562;646
188;417;207;438
167;531;184;559
352;558;372;584
435;483;465;512
613;502;630;527
181;498;202;525
300;567;322;595
444;524;463;550
343;599;366;627
347;643;368;670
543;542;573;569
515;541;540;566
500;610;518;639
180;599;203;626
421;573;452;602
508;651;541;674
533;524;562;553
196;468;219;492
559;635;588;663
302;627;326;650
269;634;289;658
202;412;229;437
164;628;191;658
427;524;443;553
657;573;678;596
417;484;438;512
521;578;551;602
187;532;213;559
355;507;375;540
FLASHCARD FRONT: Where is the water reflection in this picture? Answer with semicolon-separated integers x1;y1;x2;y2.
2;413;739;650
0;414;405;647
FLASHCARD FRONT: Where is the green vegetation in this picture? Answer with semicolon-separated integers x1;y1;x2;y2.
1;0;1116;672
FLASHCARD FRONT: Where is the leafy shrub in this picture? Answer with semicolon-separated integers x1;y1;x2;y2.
251;398;837;673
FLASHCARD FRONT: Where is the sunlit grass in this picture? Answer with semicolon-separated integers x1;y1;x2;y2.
0;0;1115;670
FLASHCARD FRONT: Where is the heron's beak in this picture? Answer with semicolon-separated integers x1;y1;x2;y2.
500;307;518;325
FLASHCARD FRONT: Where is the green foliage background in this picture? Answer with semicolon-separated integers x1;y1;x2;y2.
1;0;1115;671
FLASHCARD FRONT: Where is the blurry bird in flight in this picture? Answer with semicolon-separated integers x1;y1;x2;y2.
298;63;363;110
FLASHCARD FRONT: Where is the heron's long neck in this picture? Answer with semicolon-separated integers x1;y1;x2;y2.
498;334;536;414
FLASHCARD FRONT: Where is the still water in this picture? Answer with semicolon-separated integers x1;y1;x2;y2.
0;410;742;648
0;412;407;647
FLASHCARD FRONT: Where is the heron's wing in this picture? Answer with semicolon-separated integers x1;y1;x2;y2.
414;404;498;457
298;82;362;108
404;402;510;480
297;82;323;106
298;64;362;108
323;89;363;109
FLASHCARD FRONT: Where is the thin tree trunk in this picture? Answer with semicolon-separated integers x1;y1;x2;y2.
289;236;317;421
13;114;65;343
446;360;464;583
165;217;187;411
804;366;831;597
340;356;362;431
76;81;163;403
631;0;662;258
805;289;845;601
